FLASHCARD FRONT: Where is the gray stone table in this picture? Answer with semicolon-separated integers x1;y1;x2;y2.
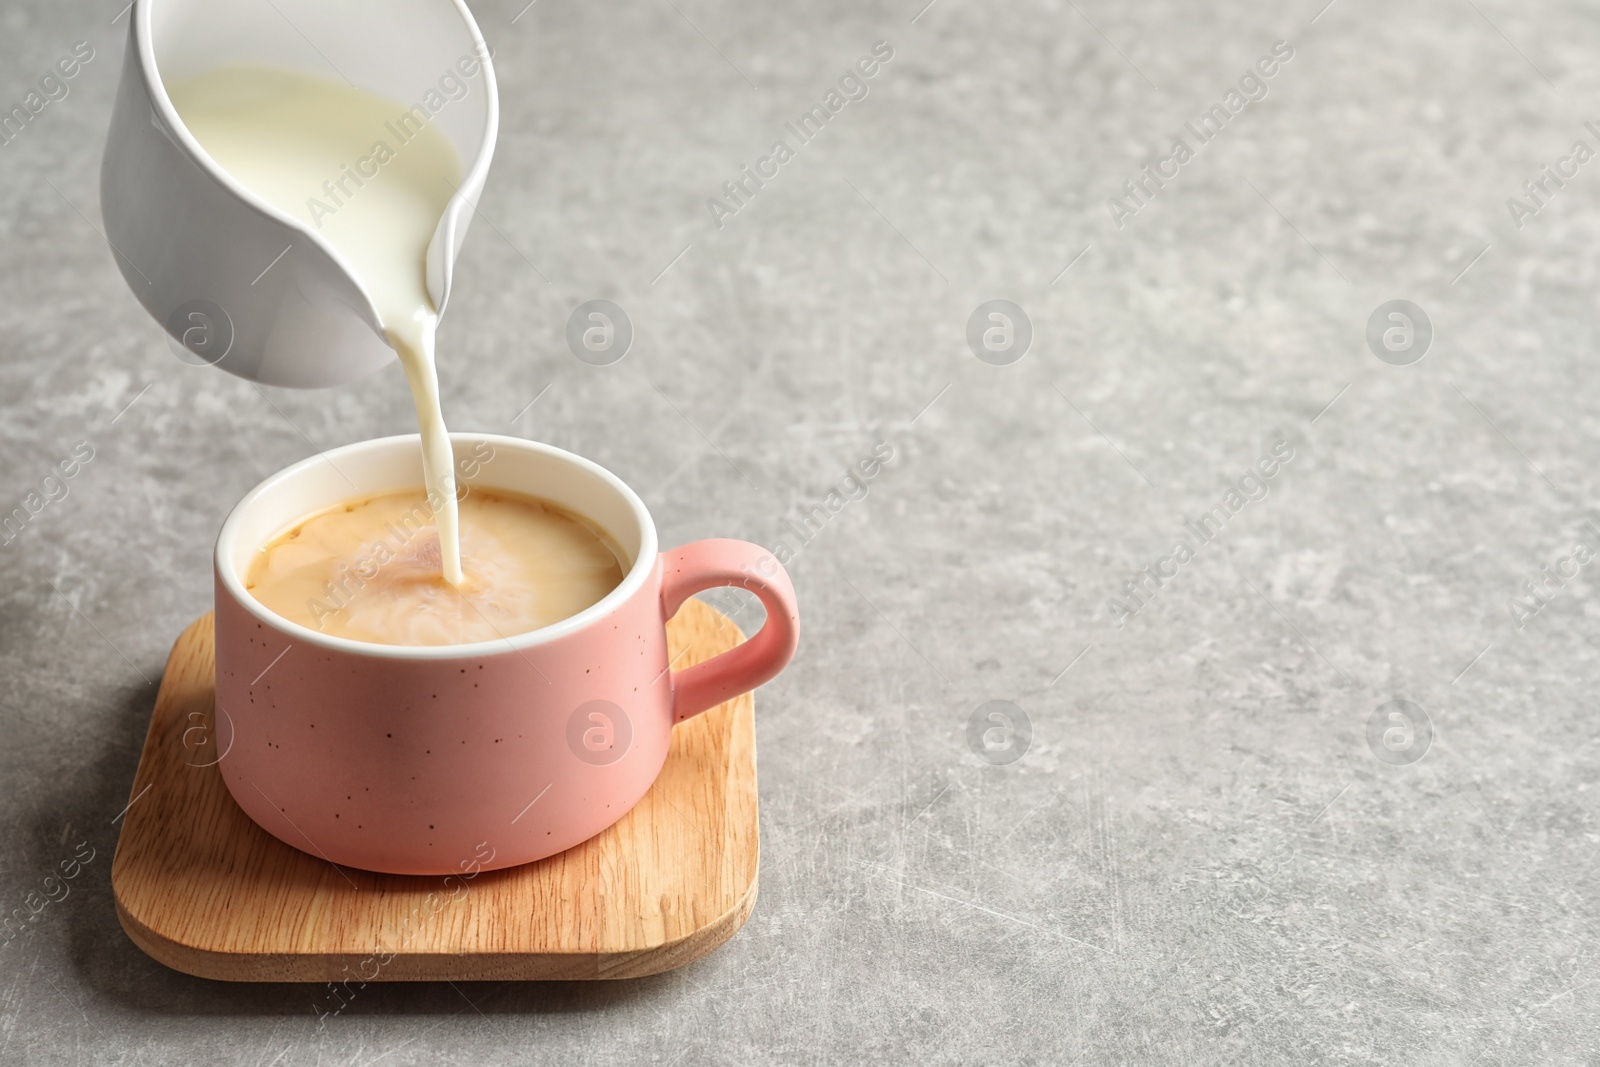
2;0;1598;1063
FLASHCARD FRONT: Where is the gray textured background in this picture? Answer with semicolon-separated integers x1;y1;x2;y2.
3;0;1598;1063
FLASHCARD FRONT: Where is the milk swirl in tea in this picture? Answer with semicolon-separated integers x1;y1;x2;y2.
245;489;625;647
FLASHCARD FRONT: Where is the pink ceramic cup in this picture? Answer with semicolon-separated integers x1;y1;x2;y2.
212;433;798;875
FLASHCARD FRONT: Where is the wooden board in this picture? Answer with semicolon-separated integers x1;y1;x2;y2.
111;598;759;982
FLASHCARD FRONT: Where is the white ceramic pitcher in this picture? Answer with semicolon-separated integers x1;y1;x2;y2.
101;0;498;388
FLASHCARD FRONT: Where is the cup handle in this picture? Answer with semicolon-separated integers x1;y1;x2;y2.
659;539;799;722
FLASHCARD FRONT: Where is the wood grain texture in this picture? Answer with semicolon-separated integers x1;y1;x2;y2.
111;598;758;982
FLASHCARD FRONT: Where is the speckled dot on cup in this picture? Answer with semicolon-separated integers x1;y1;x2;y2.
1366;699;1432;766
966;700;1032;765
1365;300;1432;366
566;299;633;366
966;300;1032;366
165;299;234;367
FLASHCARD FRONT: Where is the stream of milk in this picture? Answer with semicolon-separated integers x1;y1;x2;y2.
169;66;466;584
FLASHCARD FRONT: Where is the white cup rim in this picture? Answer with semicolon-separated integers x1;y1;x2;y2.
215;433;658;660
